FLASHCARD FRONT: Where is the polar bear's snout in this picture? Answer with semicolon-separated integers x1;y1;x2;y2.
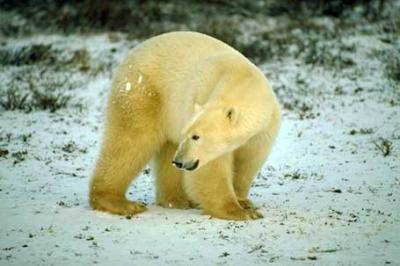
172;157;200;171
172;144;200;171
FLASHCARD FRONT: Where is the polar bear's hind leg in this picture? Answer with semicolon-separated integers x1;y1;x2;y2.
89;78;164;216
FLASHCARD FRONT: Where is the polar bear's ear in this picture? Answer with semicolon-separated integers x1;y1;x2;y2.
225;107;239;124
194;103;202;112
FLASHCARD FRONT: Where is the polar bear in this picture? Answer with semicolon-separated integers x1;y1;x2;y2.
89;31;281;220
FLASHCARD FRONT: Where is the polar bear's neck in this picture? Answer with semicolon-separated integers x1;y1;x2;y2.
206;63;278;140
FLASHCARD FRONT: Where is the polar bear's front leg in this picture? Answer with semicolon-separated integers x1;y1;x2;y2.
233;130;274;210
154;142;192;209
184;153;262;220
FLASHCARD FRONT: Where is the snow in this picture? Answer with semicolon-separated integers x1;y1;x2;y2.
0;29;399;266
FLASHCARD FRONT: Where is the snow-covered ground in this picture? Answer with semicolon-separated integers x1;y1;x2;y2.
0;12;399;266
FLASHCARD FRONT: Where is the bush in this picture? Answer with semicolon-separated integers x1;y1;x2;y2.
0;44;55;66
0;70;81;113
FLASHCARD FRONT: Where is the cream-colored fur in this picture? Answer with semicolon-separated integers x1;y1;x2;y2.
89;31;281;220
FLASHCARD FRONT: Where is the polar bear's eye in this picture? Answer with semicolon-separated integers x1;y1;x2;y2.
192;135;200;141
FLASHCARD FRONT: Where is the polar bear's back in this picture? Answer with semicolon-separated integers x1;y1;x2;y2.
134;31;234;64
121;32;237;90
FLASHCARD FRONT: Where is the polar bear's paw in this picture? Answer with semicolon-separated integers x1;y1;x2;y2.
225;208;263;220
91;196;147;216
245;208;264;219
206;201;264;220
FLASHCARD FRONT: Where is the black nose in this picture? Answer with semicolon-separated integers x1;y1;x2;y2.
172;160;183;168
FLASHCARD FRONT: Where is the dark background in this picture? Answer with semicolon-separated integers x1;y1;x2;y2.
0;0;397;65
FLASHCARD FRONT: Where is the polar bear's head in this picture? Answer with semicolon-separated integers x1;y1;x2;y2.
172;104;246;171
